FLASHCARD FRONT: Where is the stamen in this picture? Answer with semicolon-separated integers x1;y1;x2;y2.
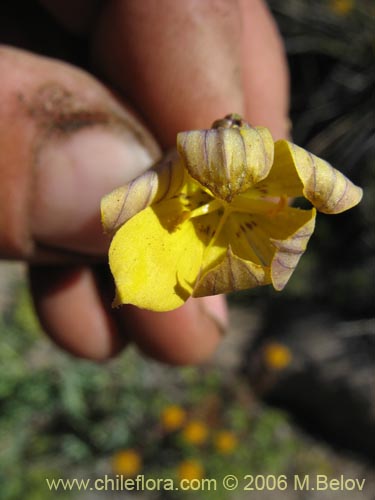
230;194;289;216
266;195;288;216
205;207;230;252
188;199;224;219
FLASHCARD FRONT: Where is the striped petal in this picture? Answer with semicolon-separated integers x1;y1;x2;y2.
193;246;269;297
101;150;185;234
270;209;316;290
177;126;274;202
194;204;316;296
273;140;363;213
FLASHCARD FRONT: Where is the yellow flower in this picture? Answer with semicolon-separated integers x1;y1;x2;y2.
111;449;142;477
177;459;204;481
263;342;292;370
102;114;362;312
161;405;187;431
330;0;354;16
214;430;238;454
182;420;208;445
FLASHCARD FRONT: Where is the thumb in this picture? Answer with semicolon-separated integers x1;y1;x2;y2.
0;46;160;260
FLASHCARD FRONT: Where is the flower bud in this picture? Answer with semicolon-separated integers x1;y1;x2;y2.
177;116;274;202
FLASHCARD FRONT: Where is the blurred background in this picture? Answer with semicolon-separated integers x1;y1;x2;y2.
0;0;374;498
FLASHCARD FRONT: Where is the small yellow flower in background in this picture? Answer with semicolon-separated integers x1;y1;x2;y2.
177;459;205;481
214;430;238;454
111;449;142;477
263;342;292;371
330;0;354;16
182;420;209;446
161;405;187;432
102;114;362;312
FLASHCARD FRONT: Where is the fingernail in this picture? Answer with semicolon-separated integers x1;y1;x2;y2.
199;295;228;335
32;127;159;254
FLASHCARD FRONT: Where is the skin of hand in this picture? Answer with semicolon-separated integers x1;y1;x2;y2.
0;0;289;364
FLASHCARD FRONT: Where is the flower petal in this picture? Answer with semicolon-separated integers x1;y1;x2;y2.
101;150;185;234
253;149;304;199
108;202;205;311
227;206;315;263
273;141;363;213
193;246;269;297
193;205;316;296
177;126;274;201
271;208;316;290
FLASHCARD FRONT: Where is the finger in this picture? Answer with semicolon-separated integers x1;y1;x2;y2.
0;45;159;259
29;265;128;360
0;45;159;360
92;0;244;147
119;296;228;365
38;0;289;141
240;0;290;139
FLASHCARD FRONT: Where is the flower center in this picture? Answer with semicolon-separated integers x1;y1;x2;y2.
185;194;287;222
178;189;288;254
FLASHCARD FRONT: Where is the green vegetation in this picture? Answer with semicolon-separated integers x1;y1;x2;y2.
0;281;331;500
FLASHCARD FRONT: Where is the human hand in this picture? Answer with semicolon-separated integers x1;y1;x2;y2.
0;0;289;363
